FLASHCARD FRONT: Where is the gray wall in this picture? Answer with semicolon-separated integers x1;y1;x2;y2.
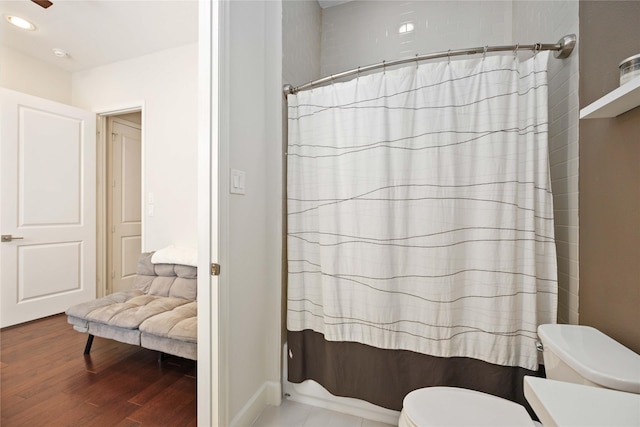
578;0;640;353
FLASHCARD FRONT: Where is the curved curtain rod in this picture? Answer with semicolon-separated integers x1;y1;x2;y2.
283;34;576;96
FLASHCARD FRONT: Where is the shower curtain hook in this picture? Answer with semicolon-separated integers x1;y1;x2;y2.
483;45;488;60
533;42;541;57
383;60;386;74
357;66;360;81
415;54;419;69
513;43;519;58
447;49;451;64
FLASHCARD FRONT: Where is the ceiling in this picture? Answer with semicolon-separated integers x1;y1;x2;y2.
0;0;198;72
317;0;352;8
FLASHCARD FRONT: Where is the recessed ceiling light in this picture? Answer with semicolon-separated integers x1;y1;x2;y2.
399;22;415;34
398;22;414;34
52;48;69;58
6;15;36;31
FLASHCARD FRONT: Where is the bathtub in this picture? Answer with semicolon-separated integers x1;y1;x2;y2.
282;343;400;425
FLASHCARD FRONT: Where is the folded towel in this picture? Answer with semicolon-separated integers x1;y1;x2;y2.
151;245;197;267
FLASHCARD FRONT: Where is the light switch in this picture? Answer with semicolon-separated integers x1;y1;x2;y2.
230;169;246;195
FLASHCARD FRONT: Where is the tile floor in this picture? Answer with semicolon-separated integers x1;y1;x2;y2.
252;399;397;427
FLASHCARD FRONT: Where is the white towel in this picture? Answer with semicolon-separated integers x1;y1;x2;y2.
151;245;198;267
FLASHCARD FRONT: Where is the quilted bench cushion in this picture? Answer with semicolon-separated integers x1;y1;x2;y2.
133;252;197;300
139;301;197;343
83;295;192;330
66;290;141;329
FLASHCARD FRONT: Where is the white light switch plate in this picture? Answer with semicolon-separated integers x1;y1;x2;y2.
230;169;246;195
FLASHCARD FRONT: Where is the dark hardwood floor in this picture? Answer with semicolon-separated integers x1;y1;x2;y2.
0;314;196;426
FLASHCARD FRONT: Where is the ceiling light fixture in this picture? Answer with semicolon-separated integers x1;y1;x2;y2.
6;15;36;31
398;22;415;34
52;48;69;58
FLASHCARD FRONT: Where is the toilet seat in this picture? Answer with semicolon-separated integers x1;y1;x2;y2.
400;387;536;427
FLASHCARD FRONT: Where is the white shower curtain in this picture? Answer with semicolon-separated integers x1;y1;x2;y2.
287;51;557;371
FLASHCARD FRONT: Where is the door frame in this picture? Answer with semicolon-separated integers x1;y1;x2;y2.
95;103;145;299
199;0;225;425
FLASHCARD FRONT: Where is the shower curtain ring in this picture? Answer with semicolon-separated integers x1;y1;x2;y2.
357;66;360;80
415;54;419;69
447;49;451;64
383;60;386;74
513;43;519;58
483;45;488;60
533;42;541;57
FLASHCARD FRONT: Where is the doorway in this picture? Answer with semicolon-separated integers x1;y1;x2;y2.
97;109;143;298
106;114;142;295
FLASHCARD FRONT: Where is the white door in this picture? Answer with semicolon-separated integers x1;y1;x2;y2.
0;88;97;328
108;119;142;294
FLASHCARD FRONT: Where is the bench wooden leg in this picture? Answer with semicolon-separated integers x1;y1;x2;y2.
158;352;167;363
84;334;95;355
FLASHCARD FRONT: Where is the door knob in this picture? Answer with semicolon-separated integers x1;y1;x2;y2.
1;235;24;242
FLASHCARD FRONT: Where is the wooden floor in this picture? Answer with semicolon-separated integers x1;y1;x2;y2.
0;314;196;426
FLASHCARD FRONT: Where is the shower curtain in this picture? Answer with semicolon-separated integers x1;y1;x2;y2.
286;51;557;411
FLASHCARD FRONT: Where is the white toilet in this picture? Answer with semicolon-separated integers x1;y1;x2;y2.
537;324;640;394
399;324;640;426
398;387;541;427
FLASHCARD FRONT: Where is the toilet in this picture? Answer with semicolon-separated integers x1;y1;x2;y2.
398;387;541;427
399;324;640;426
537;324;640;393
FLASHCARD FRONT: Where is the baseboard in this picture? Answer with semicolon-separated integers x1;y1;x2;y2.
230;381;282;427
265;380;282;406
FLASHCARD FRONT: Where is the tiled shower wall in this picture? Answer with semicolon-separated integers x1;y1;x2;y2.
512;1;579;325
283;0;322;87
320;1;512;76
284;0;580;325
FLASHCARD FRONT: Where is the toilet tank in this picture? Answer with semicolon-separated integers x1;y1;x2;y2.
537;324;640;394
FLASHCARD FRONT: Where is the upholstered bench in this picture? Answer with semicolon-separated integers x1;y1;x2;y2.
66;251;197;360
139;300;197;360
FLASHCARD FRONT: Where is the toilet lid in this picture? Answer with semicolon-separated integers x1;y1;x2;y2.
538;324;640;393
403;387;534;427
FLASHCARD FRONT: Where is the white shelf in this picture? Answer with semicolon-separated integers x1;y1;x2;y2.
580;76;640;119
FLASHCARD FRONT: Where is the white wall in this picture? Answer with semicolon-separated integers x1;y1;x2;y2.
72;43;198;251
264;0;285;397
223;1;282;425
0;45;72;104
512;1;580;325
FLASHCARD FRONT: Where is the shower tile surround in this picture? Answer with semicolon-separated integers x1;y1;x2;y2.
320;1;512;77
511;1;580;325
315;0;580;326
283;0;322;87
